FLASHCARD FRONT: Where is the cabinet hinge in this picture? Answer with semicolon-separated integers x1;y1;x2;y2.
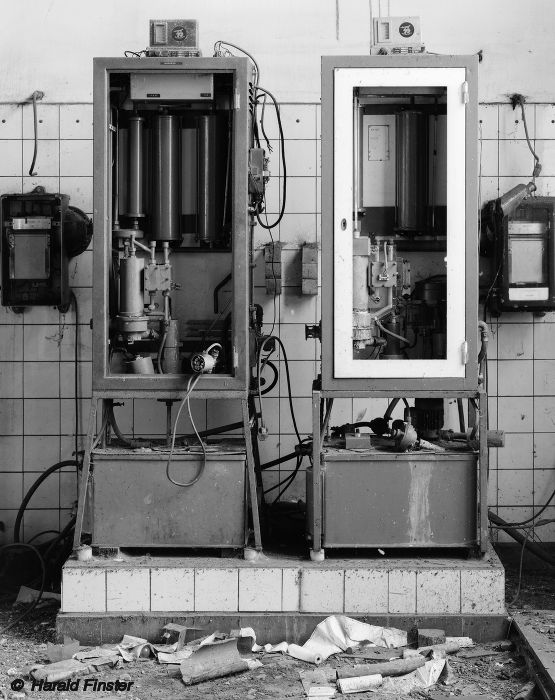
461;341;468;364
235;91;240;110
461;81;469;105
233;347;239;368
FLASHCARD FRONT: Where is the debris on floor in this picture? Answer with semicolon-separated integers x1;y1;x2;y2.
513;681;537;700
251;614;408;664
14;586;61;606
180;637;262;685
45;636;81;663
0;606;537;699
298;668;336;697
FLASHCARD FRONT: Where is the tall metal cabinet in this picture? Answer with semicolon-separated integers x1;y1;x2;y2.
307;55;486;560
73;56;263;552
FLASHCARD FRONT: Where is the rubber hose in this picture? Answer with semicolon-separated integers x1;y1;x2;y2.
14;460;79;543
488;511;555;567
107;403;144;448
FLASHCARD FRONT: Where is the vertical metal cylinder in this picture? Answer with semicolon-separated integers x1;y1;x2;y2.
126;116;145;218
164;319;182;374
353;254;370;311
395;111;428;233
197;114;219;243
381;316;405;359
152;115;181;241
119;256;144;316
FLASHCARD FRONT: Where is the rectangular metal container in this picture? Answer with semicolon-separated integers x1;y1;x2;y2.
129;73;213;101
308;449;478;548
91;448;246;548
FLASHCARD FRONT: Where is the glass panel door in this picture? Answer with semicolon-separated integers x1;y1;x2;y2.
333;67;467;379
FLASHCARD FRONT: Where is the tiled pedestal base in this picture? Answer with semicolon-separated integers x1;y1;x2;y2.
58;545;507;644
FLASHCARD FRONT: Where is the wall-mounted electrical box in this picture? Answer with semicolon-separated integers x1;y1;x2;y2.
147;19;200;57
371;16;424;55
491;197;555;313
0;188;91;309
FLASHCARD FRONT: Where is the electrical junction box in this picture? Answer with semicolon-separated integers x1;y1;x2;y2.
0;189;91;309
493;197;555;313
371;16;424;54
147;19;200;57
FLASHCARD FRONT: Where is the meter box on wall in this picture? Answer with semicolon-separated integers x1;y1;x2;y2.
1;188;92;310
494;197;555;314
320;55;479;394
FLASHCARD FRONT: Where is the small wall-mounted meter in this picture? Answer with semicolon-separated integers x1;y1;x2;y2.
491;197;555;314
147;19;199;57
0;187;91;310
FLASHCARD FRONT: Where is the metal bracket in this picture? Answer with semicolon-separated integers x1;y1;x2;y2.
461;340;469;364
461;81;469;104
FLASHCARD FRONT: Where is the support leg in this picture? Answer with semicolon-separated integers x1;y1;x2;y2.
309;389;325;561
478;390;489;555
72;397;98;551
242;397;262;552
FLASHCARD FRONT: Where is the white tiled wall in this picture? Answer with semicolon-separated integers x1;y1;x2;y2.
0;103;93;541
479;103;555;543
0;101;554;543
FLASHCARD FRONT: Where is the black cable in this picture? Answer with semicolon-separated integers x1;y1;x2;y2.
26;530;60;544
266;223;278;335
509;530;530;606
274;338;301;444
178;415;263;444
259;95;273;153
272;455;303;503
213;41;260;86
28;91;41;176
514;96;541;181
14;460;79;543
489;511;555;567
261;450;301;471
157;331;167;374
260;360;279;396
263;455;301;496
70;291;81;498
258;336;301;444
24;516;76;593
260;437;312;471
0;543;46;634
457;398;466;433
257;335;306;502
495;487;555;527
255;86;286;230
106;402;150;448
42;515;76;563
483;256;503;322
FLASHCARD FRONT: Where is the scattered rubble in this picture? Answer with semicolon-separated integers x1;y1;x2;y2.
0;604;537;699
417;628;446;646
513;681;537;699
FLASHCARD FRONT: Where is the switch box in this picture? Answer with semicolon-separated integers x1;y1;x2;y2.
1;191;70;308
302;242;319;295
264;241;282;295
